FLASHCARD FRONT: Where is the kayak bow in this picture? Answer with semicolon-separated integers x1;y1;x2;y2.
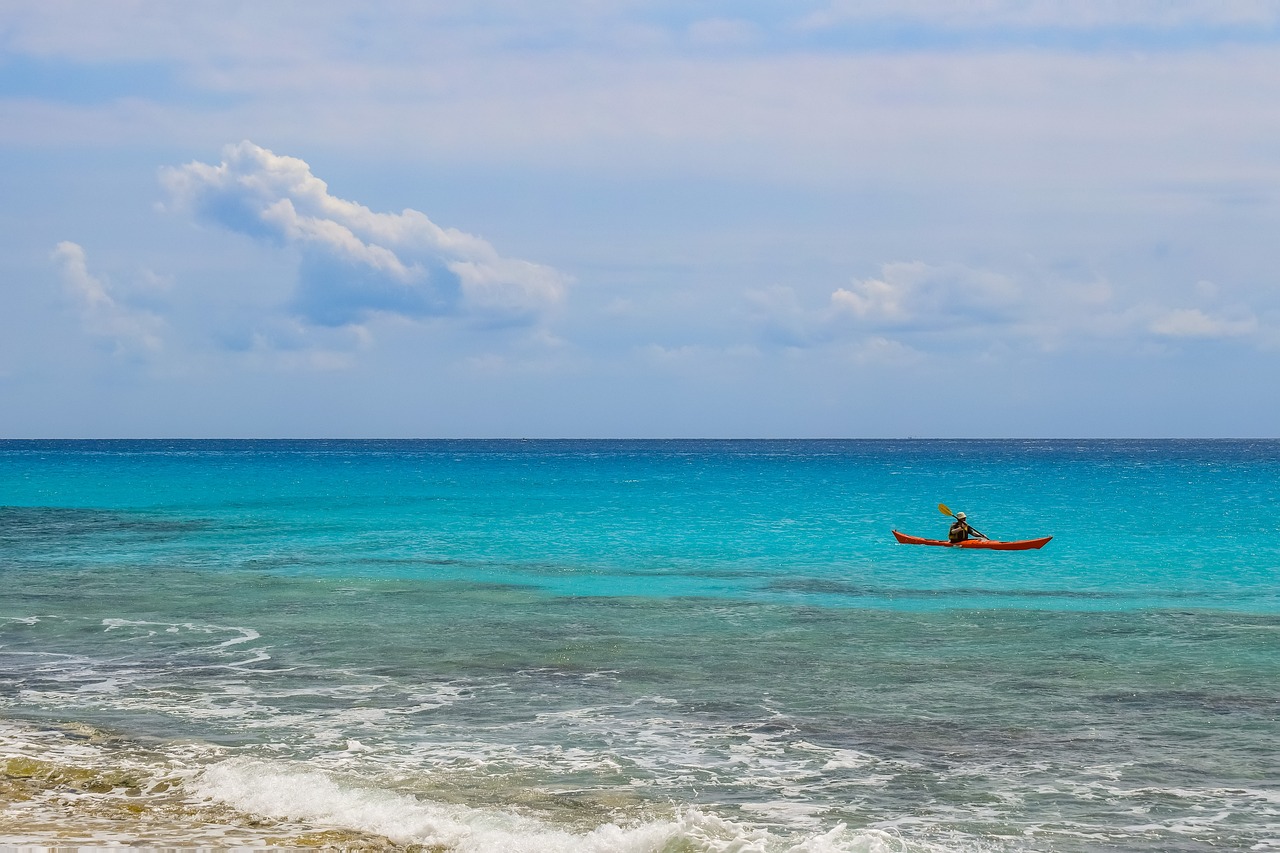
892;530;1052;550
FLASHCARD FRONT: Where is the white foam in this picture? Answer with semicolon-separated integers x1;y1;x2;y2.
99;618;260;651
5;615;57;626
193;758;958;853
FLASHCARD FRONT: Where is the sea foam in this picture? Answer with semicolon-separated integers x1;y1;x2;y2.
193;757;959;853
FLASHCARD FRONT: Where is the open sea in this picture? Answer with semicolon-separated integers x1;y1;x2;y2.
1;439;1277;852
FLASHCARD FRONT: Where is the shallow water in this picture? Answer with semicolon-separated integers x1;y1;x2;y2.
2;440;1278;850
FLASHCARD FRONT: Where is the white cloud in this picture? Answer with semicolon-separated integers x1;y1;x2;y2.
51;241;164;353
160;141;567;328
748;259;1271;358
798;1;1280;31
830;275;907;322
1149;307;1258;339
845;335;926;367
828;262;1021;329
7;7;1280;206
748;262;1028;360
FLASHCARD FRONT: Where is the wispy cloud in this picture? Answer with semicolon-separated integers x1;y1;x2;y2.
51;241;164;354
798;1;1280;33
749;262;1023;353
750;260;1270;358
1149;307;1258;338
160;141;567;329
829;262;1020;330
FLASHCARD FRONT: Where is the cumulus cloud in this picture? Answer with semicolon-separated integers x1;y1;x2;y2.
51;241;164;353
160;141;567;328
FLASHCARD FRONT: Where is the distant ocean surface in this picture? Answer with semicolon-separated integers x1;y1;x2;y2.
2;439;1278;851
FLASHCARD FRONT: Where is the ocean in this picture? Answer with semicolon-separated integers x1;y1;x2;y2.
1;439;1277;851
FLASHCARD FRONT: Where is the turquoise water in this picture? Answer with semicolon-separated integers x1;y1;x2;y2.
1;440;1278;850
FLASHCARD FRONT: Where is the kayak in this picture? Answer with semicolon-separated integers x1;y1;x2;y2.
892;530;1052;550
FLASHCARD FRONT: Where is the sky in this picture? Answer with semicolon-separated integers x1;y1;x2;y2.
2;1;1279;438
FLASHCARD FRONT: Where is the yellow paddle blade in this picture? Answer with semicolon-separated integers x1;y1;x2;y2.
938;503;954;517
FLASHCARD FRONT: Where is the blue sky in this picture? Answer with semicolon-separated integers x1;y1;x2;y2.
2;1;1279;437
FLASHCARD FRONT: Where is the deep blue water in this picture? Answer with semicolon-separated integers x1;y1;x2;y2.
1;440;1278;850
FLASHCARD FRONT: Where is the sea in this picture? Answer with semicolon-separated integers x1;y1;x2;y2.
1;439;1277;852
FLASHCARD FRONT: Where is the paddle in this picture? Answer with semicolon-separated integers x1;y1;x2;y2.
938;503;989;540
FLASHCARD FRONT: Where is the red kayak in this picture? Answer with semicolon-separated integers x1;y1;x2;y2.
892;530;1052;550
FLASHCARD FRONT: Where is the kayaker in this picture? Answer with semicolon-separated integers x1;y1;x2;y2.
948;512;979;543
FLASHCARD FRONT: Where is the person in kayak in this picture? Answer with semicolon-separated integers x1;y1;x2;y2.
948;512;984;543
